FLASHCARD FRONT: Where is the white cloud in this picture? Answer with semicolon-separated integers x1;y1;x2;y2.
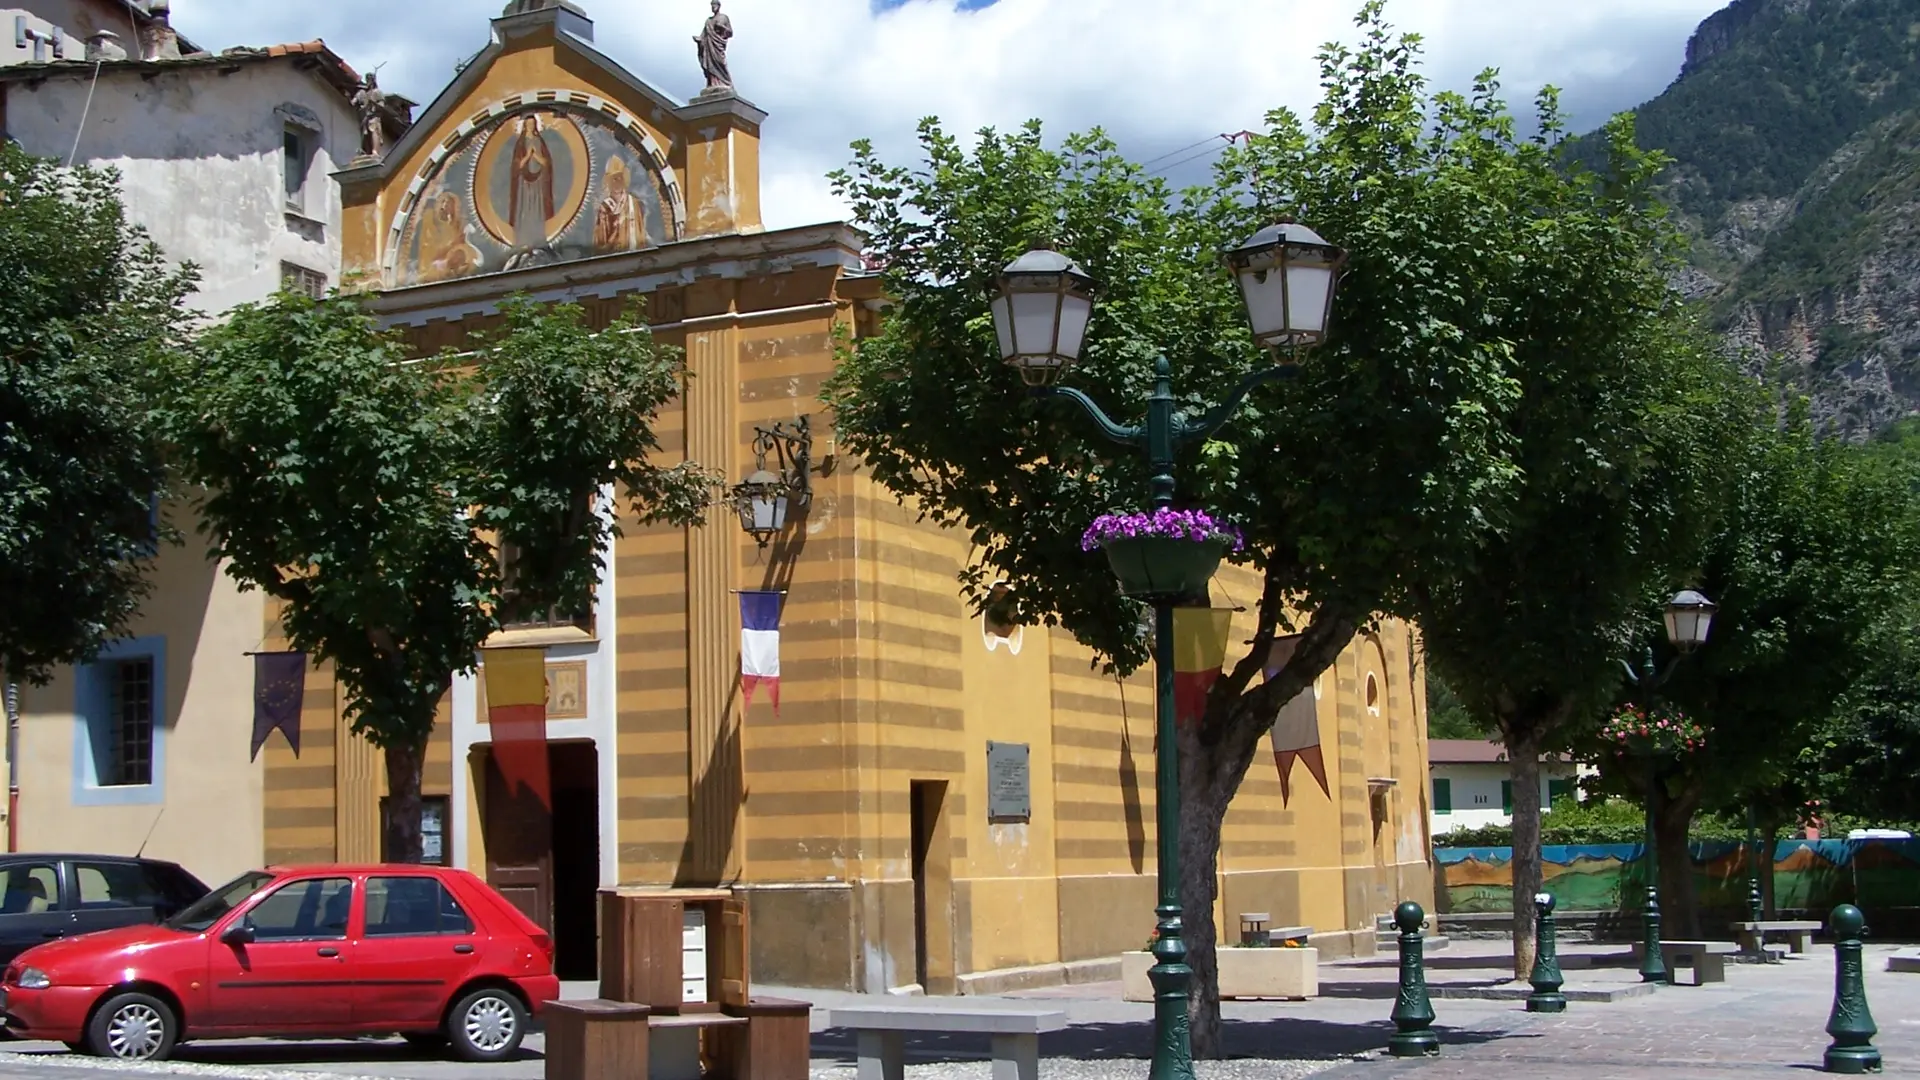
171;0;1728;230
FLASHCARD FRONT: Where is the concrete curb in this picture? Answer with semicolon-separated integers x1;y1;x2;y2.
1428;981;1658;1002
1889;948;1920;973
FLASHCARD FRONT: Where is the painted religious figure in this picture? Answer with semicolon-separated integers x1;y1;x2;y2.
417;191;482;283
592;157;651;253
694;0;732;91
507;112;557;248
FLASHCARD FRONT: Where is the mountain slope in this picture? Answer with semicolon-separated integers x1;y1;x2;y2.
1578;0;1920;436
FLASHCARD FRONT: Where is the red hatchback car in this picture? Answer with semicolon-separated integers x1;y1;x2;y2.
0;864;559;1062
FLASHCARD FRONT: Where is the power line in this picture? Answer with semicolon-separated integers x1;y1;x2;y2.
1142;130;1257;178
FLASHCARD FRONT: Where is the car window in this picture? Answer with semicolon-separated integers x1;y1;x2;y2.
0;864;59;915
247;877;353;941
167;871;273;932
75;862;164;910
364;876;473;937
142;864;206;912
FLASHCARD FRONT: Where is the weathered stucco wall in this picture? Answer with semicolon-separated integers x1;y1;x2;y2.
5;60;359;312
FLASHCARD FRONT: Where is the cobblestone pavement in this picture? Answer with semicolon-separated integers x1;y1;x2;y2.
0;945;1907;1079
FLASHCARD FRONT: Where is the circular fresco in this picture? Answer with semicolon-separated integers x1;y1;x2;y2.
471;108;592;249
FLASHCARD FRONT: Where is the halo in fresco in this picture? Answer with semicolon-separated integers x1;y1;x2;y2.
396;103;674;287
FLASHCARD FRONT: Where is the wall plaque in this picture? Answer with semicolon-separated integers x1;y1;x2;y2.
986;740;1031;823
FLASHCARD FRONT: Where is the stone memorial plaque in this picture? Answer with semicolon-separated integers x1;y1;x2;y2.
986;740;1031;823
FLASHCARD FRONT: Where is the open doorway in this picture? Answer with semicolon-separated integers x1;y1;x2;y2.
482;739;600;981
908;780;954;993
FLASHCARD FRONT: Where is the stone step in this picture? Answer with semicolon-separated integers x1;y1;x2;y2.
1890;948;1920;974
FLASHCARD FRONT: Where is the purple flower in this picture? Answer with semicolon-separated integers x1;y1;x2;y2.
1082;507;1245;553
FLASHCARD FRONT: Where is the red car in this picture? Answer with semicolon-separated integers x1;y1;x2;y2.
0;864;559;1062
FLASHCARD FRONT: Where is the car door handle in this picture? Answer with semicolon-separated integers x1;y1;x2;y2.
317;947;340;958
453;944;474;955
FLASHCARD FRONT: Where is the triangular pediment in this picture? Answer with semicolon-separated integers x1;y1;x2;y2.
338;0;766;290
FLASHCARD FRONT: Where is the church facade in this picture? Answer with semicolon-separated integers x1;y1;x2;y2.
16;0;1437;993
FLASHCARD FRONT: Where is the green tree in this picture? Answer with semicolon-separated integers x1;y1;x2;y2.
163;293;713;859
1425;673;1495;740
822;3;1693;1046
1624;417;1920;930
0;144;197;691
1407;116;1756;976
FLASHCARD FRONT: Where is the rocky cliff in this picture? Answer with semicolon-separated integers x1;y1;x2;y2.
1586;0;1920;437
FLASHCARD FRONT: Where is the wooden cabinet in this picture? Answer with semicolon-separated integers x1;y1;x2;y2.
542;999;649;1080
599;887;749;1013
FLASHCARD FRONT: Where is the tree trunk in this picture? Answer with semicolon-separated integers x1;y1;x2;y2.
1180;758;1232;1059
1654;782;1701;938
382;739;427;864
1505;729;1544;980
1761;823;1780;919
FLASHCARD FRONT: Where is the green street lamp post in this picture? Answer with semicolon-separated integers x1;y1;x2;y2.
1526;892;1567;1013
1619;589;1717;984
990;224;1347;1080
1824;904;1880;1074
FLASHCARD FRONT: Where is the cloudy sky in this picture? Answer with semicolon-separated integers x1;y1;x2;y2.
172;0;1729;230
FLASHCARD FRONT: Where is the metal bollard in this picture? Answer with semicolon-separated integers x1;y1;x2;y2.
1388;901;1439;1057
1823;904;1881;1074
1526;892;1567;1013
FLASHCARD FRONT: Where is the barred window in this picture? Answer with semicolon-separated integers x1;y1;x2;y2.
281;262;328;299
499;541;593;633
104;658;155;787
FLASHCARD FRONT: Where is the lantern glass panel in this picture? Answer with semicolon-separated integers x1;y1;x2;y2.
1284;261;1336;338
1009;286;1063;359
990;294;1015;359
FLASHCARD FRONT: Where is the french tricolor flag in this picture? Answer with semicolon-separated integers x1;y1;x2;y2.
740;590;783;715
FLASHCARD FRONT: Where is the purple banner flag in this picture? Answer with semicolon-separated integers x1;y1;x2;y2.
251;651;307;761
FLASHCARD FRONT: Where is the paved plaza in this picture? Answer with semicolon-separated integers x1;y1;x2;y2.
0;941;1913;1079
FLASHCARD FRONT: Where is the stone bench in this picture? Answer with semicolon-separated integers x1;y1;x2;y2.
832;1006;1067;1080
1659;940;1739;986
1731;920;1821;956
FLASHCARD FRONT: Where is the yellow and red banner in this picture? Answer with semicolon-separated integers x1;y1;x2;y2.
482;646;550;808
1172;608;1235;727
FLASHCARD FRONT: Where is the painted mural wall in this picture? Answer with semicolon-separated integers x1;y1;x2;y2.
1435;838;1920;915
395;102;676;286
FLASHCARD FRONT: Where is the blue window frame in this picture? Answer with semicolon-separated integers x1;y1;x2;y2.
72;635;167;806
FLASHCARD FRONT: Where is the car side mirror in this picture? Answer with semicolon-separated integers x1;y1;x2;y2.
220;921;255;947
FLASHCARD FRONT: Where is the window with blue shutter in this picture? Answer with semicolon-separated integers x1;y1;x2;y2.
1432;777;1452;813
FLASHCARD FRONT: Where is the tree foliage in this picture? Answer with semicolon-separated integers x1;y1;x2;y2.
823;1;1715;1048
0;144;197;687
163;292;714;858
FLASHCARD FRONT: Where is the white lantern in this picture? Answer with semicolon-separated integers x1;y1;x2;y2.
1663;589;1717;652
1224;222;1347;357
731;470;790;547
989;247;1098;386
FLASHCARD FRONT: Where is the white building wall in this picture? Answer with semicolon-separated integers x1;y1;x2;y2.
1429;761;1579;838
5;60;357;312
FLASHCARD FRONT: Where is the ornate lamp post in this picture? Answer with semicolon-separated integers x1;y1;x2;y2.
1620;588;1717;984
990;225;1346;1080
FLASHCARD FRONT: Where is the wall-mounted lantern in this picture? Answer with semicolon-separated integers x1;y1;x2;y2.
729;415;828;547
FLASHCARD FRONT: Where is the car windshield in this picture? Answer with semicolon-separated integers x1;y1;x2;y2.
164;870;274;933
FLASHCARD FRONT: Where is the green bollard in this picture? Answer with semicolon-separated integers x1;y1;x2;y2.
1526;892;1567;1013
1389;901;1440;1057
1824;905;1881;1074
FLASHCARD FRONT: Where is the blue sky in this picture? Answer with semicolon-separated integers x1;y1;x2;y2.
173;0;1732;229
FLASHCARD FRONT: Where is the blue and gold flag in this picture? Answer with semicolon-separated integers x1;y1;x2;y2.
250;652;307;761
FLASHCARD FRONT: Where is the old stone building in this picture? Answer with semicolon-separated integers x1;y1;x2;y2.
238;0;1437;991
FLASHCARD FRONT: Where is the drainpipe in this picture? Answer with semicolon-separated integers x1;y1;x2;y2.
4;681;18;853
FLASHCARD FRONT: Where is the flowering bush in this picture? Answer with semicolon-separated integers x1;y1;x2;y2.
1599;703;1706;757
1081;507;1244;553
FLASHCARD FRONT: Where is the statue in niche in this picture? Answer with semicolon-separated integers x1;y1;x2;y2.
592;157;651;253
694;0;733;93
506;112;557;248
417;191;482;283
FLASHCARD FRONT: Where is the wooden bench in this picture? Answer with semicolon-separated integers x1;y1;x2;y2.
1658;940;1739;986
832;1006;1067;1080
545;997;810;1080
1731;920;1820;956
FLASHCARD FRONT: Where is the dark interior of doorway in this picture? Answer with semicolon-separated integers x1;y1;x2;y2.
550;741;599;981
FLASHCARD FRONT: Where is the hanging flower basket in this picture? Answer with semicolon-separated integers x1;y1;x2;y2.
1082;508;1243;599
1600;703;1706;759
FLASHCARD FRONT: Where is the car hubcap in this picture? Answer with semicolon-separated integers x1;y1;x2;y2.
464;997;516;1053
107;1004;163;1059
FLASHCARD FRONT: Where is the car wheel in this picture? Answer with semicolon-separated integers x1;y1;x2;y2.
85;991;177;1062
445;987;526;1063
